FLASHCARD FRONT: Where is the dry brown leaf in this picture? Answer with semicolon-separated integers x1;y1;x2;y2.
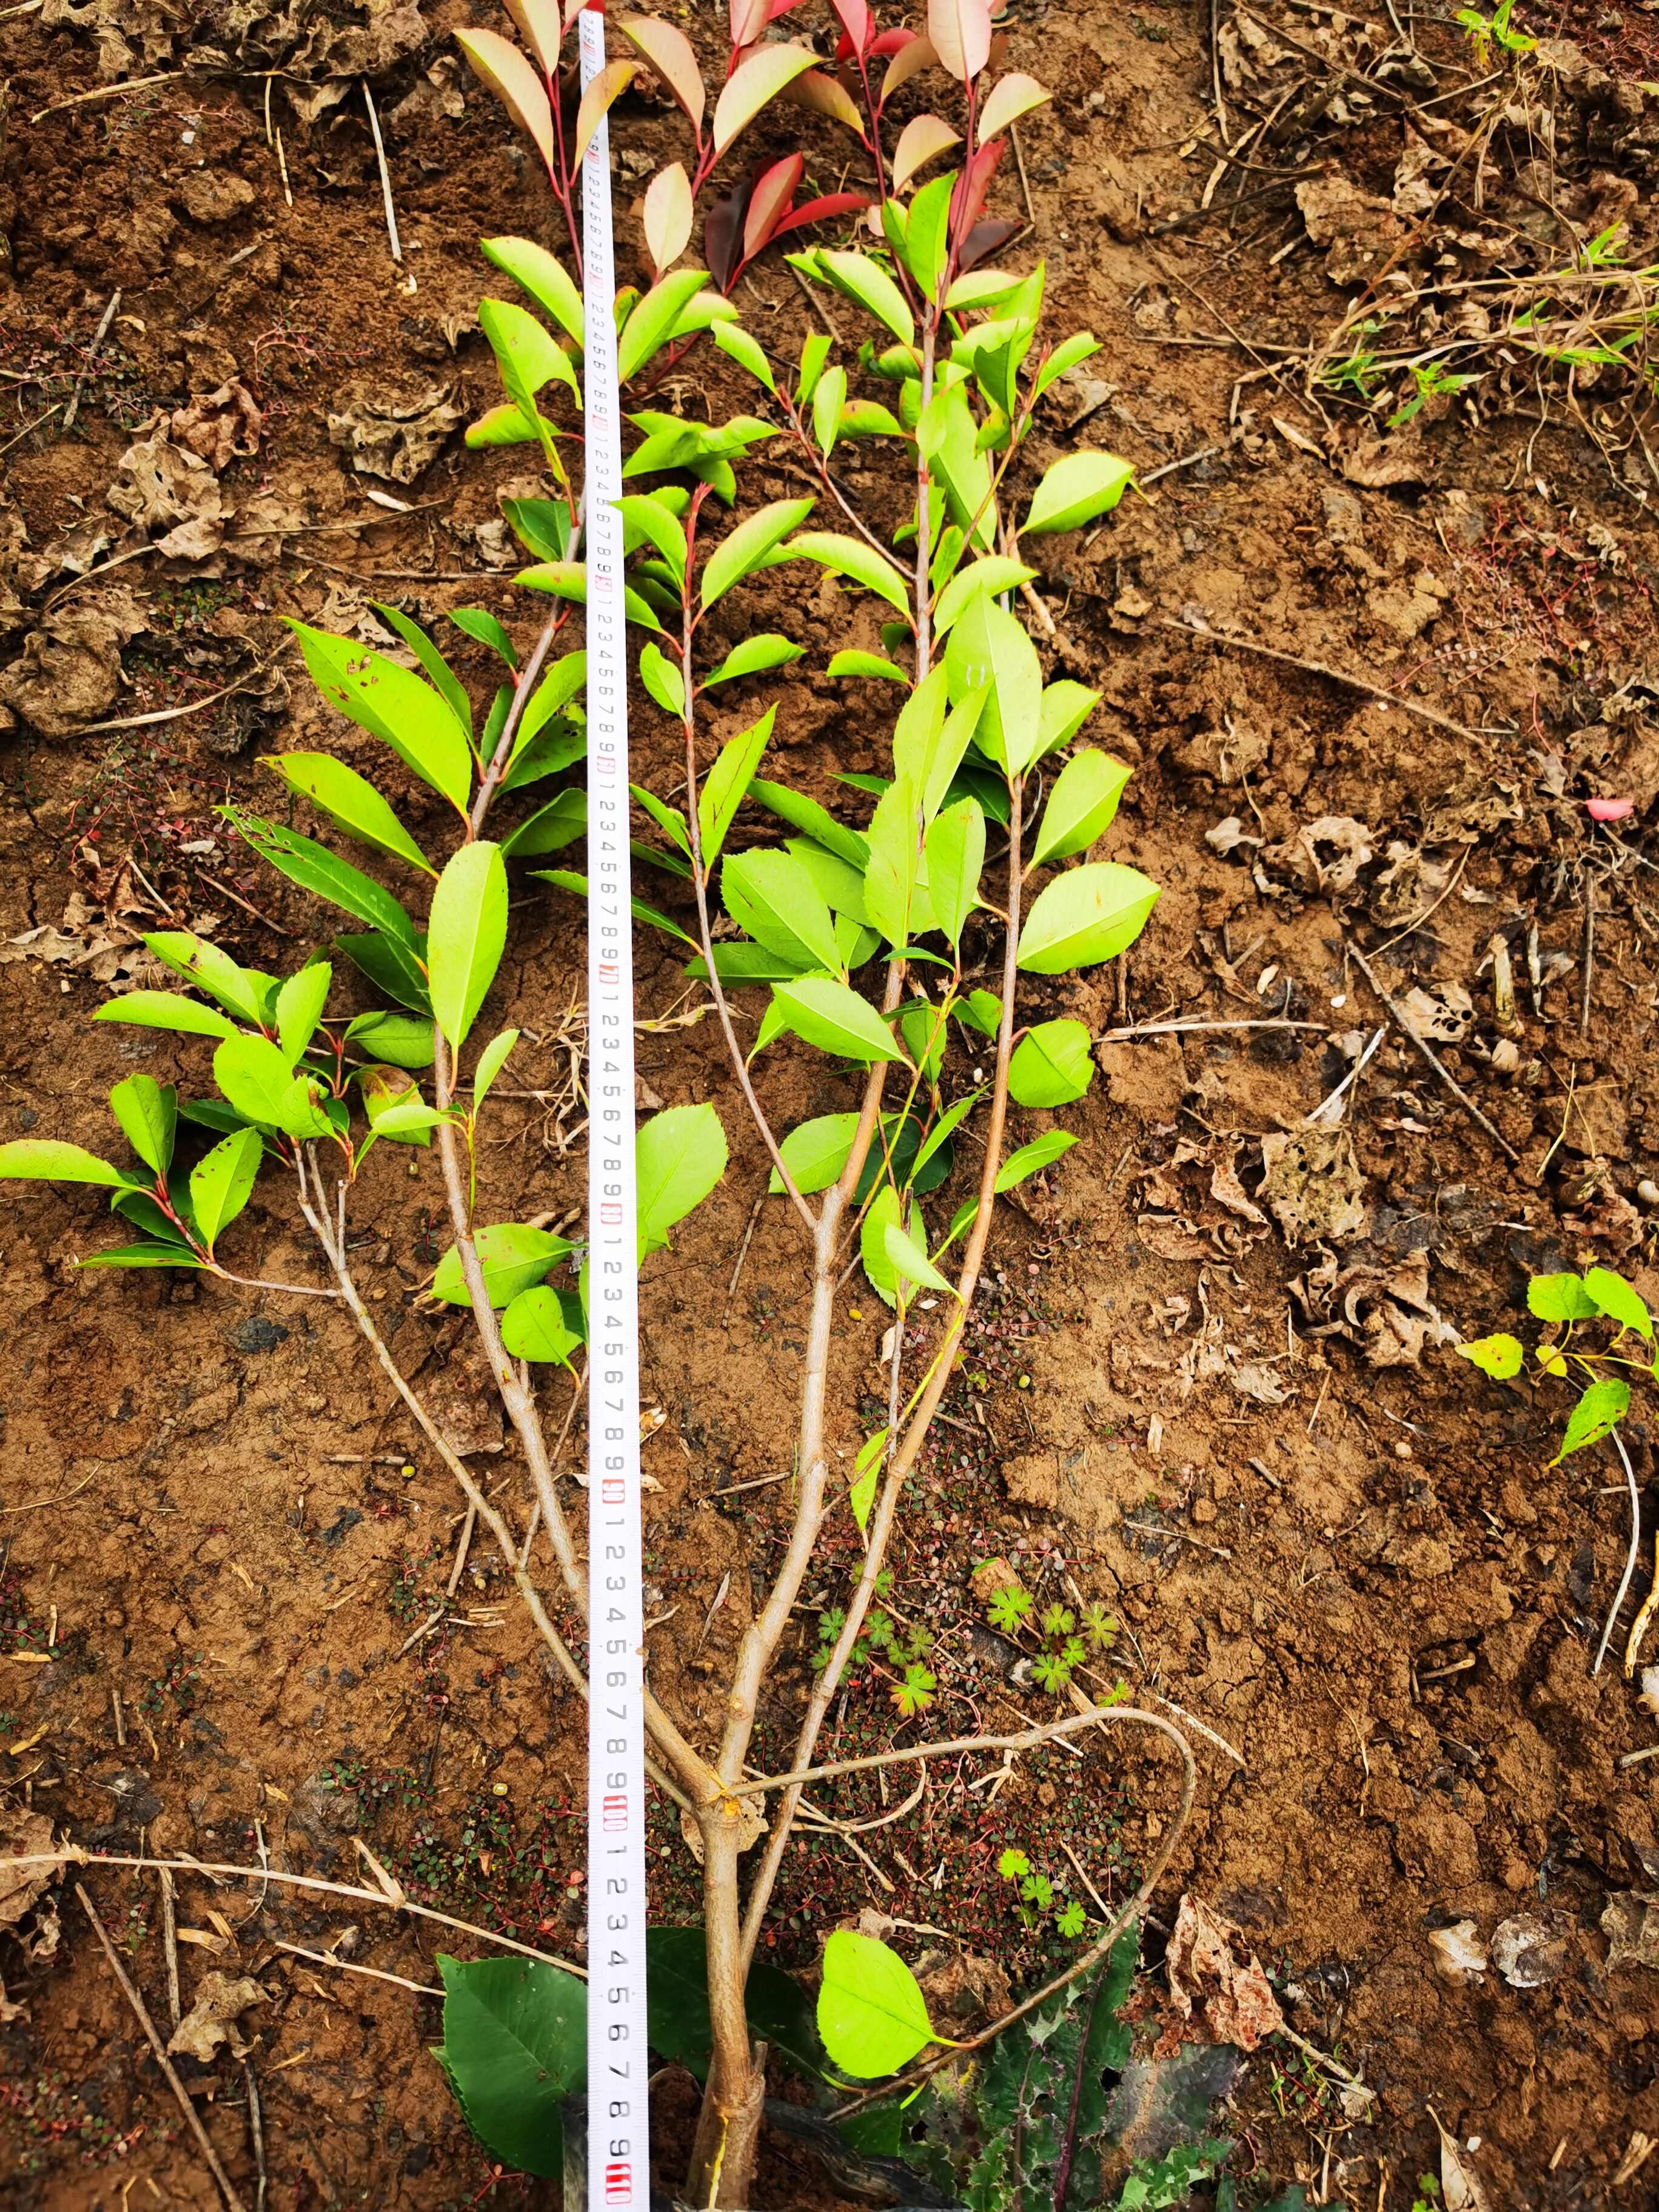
1160;1893;1284;2056
0;1811;64;1931
1428;1920;1488;1984
327;377;462;484
1431;2106;1494;2212
1296;175;1402;284
107;423;228;559
1603;1892;1659;1974
0;592;149;740
166;1971;267;2063
1259;1128;1368;1247
1491;1912;1569;1988
167;380;263;470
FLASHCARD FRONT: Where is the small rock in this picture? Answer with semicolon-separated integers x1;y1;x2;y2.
177;170;256;224
230;1317;289;1355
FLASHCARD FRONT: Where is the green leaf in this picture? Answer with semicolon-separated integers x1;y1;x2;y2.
894;668;987;822
700;707;775;866
996;1130;1078;1191
933;556;1037;635
615;492;688;580
850;1429;885;1533
480;294;581;419
1526;1272;1600;1322
481;236;586;346
1022;450;1135;535
370;602;476;739
499;1285;580;1366
712;320;777;392
748;780;870;870
705;635;804;686
1032;750;1132;866
1584;1265;1652;1341
532;870;696;948
1034;330;1101;397
782;531;911;614
93;991;239;1042
432;1223;572;1307
189;1127;262;1251
226;812;417;944
885;1221;957;1301
617;268;712;383
684;943;810;985
142;931;272;1025
448;607;518;670
1553;1375;1631;1463
702;498;815;608
261;752;434;874
427;842;508;1054
285;621;472;813
500;789;586;859
108;1074;176;1176
817;1931;934;2079
432;1954;585;2179
78;1242;204;1270
916;378;995;550
797;332;834;403
813;362;847;457
360;1065;442;1147
632;785;692;857
638;1103;728;1258
639;642;686;717
787;840;870;927
771;977;903;1062
471;1029;520;1113
769;1113;860;1196
1007;1018;1094;1108
863;779;921;949
828;650;909;683
1456;1332;1525;1381
723;847;842;974
924;799;984;947
912;1088;983;1181
0;1140;136;1188
1039;679;1102;755
344;1011;435;1069
903;172;954;301
275;962;332;1065
517;557;663;632
1017;862;1160;973
817;250;916;347
860;1183;903;1308
945;596;1043;777
336;931;431;1015
212;1036;333;1139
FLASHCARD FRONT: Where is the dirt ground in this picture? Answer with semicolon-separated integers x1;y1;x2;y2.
4;0;1659;2205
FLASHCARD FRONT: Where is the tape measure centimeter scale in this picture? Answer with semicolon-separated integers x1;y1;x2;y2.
579;10;651;2210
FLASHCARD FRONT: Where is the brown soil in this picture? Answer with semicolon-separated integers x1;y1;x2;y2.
4;1;1659;2207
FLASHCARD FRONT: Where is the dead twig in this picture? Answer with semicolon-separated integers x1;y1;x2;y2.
361;82;401;264
76;1885;249;2212
269;1940;443;1997
1596;1429;1642;1678
243;2059;267;2212
159;1866;182;2029
1345;942;1521;1165
74;648;292;739
1162;616;1483;746
62;289;120;435
31;72;175;123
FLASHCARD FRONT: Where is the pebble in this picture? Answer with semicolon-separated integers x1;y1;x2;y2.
1638;1179;1659;1208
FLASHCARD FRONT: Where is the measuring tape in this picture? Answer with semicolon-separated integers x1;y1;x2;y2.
578;10;650;2207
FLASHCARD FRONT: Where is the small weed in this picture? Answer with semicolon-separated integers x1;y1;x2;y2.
1458;1263;1654;1466
138;1652;204;1720
1455;0;1534;65
1387;360;1480;428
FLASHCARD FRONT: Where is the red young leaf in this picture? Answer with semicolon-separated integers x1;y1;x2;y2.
456;27;558;175
870;27;916;56
743;153;804;261
770;191;872;240
706;176;752;292
831;0;872;51
729;0;768;42
781;67;865;136
956;215;1022;272
882;33;939;97
712;42;818;155
950;137;1004;241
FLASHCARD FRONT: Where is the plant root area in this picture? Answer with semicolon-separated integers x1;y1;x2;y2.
4;1;1659;2206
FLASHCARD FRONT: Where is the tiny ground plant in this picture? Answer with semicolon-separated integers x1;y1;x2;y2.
1456;1263;1654;1464
987;1572;1119;1697
997;1845;1089;1940
0;2;1191;2204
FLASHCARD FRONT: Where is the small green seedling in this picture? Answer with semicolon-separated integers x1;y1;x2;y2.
1457;1264;1653;1465
1455;0;1535;64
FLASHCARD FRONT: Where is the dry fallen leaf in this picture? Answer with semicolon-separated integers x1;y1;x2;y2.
327;377;463;484
1430;2105;1494;2212
1603;1892;1659;1974
1160;1893;1285;2056
1490;1912;1568;1989
1258;1128;1368;1248
0;1810;64;1931
1428;1920;1488;1985
166;1971;268;2063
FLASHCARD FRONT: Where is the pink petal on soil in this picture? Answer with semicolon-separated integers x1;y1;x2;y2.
1587;797;1634;822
